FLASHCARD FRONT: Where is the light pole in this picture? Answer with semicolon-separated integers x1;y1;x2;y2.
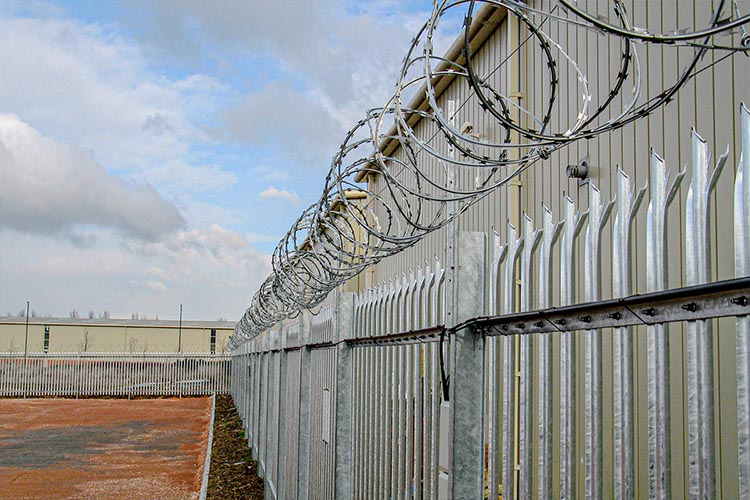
23;301;29;358
178;304;183;353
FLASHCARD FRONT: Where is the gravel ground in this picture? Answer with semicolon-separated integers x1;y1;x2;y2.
0;398;210;500
207;395;264;500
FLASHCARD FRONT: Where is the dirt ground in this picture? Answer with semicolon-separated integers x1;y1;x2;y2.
206;395;264;500
0;398;211;500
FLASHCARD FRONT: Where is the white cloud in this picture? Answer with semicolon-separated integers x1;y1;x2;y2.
245;232;282;244
126;1;433;165
0;226;271;320
145;280;167;292
259;186;302;205
143;161;236;194
0;115;185;240
0;14;235;194
0;0;463;322
223;82;342;165
253;165;291;183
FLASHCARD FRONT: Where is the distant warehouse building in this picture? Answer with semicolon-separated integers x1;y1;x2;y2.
0;317;234;354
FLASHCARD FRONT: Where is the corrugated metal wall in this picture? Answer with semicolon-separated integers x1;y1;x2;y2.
372;1;749;291
361;2;749;499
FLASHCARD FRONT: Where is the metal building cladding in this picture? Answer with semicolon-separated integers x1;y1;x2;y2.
228;2;750;500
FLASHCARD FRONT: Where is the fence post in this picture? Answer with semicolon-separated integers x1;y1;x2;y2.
277;328;288;500
443;231;486;499
264;330;281;499
612;167;646;500
685;130;727;500
583;181;614;500
335;291;355;499
646;149;684;500
736;103;750;500
297;312;312;500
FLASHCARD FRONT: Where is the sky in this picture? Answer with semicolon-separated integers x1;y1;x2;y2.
0;0;462;321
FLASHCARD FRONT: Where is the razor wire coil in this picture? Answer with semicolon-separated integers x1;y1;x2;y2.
230;0;749;347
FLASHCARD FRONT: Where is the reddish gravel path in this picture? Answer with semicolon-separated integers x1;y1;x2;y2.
0;397;211;500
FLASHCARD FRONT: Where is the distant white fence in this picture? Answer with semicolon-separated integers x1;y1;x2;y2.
0;352;231;398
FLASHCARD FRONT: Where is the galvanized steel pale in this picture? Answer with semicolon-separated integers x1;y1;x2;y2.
559;193;586;500
283;349;302;500
486;230;505;500
583;181;613;500
501;222;522;500
518;214;540;500
536;205;561;500
685;131;727;500
611;167;645;500
646;149;684;500
736;103;750;500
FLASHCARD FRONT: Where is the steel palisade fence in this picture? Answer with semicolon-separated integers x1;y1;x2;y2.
0;352;231;398
231;107;750;500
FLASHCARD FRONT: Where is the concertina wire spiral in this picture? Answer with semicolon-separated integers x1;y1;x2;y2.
230;0;750;347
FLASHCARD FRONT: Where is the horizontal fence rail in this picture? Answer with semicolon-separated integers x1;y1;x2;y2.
0;352;231;398
231;107;750;499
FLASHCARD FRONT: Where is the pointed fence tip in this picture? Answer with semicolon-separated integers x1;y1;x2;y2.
691;127;707;144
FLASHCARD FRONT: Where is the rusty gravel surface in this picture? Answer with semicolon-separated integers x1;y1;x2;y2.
0;398;211;500
206;395;264;500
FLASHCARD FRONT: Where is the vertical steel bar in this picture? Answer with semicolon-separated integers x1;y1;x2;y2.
447;232;486;498
355;348;363;500
415;268;424;331
270;352;280;493
414;344;422;500
378;345;386;499
312;351;320;499
646;149;684;500
391;345;400;500
419;344;428;500
434;260;445;327
488;231;507;500
388;280;396;335
430;341;440;498
734;104;750;498
612;167;646;500
537;205;562;500
397;346;407;499
559;195;587;500
367;347;374;499
352;349;359;499
423;262;434;329
518;214;541;500
423;343;433;500
261;353;270;476
685;129;727;500
374;346;381;499
736;103;750;500
377;284;385;337
297;347;312;500
360;349;368;499
372;347;379;499
405;344;415;500
502;223;523;500
583;181;613;500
